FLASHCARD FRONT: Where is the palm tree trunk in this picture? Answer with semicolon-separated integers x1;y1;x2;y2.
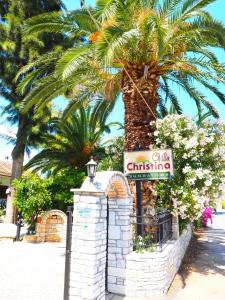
122;66;159;150
5;116;26;224
121;65;160;210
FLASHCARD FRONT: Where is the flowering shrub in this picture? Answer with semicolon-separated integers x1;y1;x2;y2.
150;115;225;225
201;207;213;227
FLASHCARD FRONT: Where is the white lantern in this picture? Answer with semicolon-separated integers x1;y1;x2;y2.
86;157;97;182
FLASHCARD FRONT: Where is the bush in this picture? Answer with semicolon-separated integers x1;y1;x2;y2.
0;209;4;218
98;136;124;172
179;218;189;234
222;201;225;210
193;217;202;230
153;115;225;223
48;169;85;211
13;174;52;227
13;169;85;228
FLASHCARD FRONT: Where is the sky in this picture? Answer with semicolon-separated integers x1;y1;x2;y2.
0;0;225;160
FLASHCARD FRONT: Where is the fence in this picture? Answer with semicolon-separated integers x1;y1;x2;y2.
131;211;173;251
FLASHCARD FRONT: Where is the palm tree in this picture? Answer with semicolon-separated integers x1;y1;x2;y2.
0;0;65;223
20;0;225;153
25;99;120;173
17;0;225;211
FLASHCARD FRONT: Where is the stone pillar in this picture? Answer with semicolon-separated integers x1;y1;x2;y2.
107;197;133;295
69;189;107;300
172;215;179;240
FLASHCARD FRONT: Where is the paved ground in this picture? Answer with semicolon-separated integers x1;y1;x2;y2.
106;292;124;300
0;213;224;300
0;223;27;238
0;240;65;300
167;212;225;300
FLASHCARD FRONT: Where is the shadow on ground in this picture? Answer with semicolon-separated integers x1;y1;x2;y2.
169;224;225;294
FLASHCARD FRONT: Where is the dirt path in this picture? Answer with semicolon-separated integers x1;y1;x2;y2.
167;212;225;300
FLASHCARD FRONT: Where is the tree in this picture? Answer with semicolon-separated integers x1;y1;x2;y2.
13;169;85;228
20;0;225;149
0;0;65;223
98;136;124;172
47;169;85;211
24;100;119;173
13;173;52;230
18;0;225;208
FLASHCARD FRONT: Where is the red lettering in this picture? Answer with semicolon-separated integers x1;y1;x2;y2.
127;163;133;171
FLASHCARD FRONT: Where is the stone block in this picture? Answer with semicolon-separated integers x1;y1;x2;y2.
108;267;125;278
108;283;125;295
122;231;131;241
108;247;122;254
109;211;116;225
108;275;116;284
108;253;116;261
108;260;116;267
108;226;121;240
117;240;130;248
117;260;125;268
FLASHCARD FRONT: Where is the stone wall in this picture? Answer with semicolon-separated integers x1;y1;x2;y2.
24;210;67;243
107;198;133;295
70;191;107;300
68;171;190;300
125;224;192;299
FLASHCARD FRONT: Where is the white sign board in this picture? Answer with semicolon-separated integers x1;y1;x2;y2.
124;149;174;180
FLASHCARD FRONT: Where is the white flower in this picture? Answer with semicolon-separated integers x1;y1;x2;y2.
205;180;212;187
183;166;192;174
185;136;198;149
187;177;196;185
171;124;176;130
183;153;188;159
195;168;204;179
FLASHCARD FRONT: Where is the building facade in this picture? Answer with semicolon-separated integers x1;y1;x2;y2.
0;160;11;205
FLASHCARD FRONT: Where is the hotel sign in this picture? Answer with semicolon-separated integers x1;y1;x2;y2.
124;149;174;180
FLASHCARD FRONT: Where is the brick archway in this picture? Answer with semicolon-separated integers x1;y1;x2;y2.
81;171;132;200
36;209;67;242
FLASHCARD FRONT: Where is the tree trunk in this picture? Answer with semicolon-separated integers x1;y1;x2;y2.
5;116;26;224
121;65;160;211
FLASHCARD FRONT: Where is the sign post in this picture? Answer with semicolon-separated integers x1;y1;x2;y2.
124;149;174;180
124;149;174;236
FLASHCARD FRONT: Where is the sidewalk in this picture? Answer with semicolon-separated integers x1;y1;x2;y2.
167;212;225;300
0;222;27;239
0;240;65;300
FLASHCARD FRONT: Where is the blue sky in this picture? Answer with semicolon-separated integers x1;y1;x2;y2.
0;0;225;159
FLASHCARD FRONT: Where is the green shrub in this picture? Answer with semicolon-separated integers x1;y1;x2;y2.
193;217;202;229
0;209;4;218
13;173;52;227
179;218;189;234
222;201;225;209
13;169;85;228
48;169;85;211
